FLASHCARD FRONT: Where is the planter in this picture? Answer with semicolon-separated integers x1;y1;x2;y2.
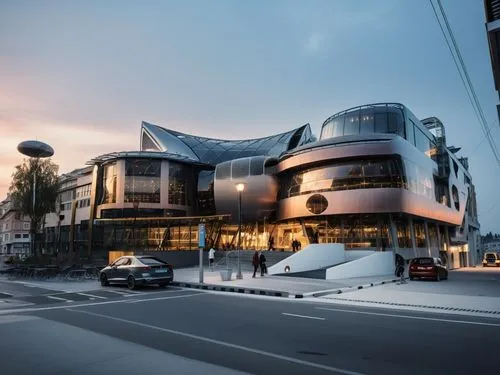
220;269;233;281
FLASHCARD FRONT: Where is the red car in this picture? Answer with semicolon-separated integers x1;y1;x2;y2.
409;257;448;281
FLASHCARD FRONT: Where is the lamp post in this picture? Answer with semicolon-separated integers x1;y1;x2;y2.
17;140;54;258
235;183;245;279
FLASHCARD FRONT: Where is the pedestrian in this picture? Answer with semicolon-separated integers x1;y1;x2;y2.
208;247;215;270
298;240;302;250
259;251;267;276
291;239;296;252
395;253;406;284
268;236;274;251
252;251;260;278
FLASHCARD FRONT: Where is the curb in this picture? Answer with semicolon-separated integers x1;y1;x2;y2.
171;281;290;298
302;278;400;298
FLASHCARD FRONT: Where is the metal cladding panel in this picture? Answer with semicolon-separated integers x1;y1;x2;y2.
278;189;463;225
214;174;278;223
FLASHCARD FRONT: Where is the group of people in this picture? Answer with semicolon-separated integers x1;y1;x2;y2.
252;251;267;277
291;239;302;252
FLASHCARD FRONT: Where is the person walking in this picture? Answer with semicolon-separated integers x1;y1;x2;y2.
259;251;267;276
252;251;260;278
208;247;215;271
395;253;406;284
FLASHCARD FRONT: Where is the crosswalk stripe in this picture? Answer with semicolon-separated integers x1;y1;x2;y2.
77;293;107;299
46;295;73;303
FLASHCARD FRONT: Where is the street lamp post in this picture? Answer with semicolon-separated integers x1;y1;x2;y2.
17;140;54;258
235;183;245;279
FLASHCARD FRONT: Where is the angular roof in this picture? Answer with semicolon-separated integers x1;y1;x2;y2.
140;121;313;165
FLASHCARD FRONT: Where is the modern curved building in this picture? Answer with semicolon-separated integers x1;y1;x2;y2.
41;104;480;270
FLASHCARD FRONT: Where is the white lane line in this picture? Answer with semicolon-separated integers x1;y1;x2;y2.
120;293;205;304
77;293;107;300
0;290;207;315
316;307;500;327
282;313;325;321
46;295;73;303
69;309;365;375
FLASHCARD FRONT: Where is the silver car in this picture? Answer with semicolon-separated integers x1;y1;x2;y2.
99;256;174;290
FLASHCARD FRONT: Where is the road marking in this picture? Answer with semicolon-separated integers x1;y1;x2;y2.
46;295;73;303
69;309;366;375
282;313;325;321
119;293;205;304
77;293;107;300
315;307;500;327
0;290;206;315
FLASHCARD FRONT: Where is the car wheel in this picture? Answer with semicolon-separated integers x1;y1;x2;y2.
435;273;441;282
100;273;109;286
127;275;136;290
409;276;414;281
158;282;169;288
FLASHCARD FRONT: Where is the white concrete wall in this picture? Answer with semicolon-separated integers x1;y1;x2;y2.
326;251;394;279
345;250;376;261
268;244;345;275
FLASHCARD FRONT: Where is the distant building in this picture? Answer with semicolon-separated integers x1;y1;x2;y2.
41;104;480;273
0;196;31;258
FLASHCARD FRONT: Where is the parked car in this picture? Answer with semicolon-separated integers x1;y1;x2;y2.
482;252;500;267
99;255;173;290
409;257;448;281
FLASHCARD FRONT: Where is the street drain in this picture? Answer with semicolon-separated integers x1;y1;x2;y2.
297;350;328;356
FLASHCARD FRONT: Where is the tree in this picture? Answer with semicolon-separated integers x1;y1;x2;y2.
9;158;59;258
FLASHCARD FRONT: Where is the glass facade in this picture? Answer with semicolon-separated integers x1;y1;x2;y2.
321;105;405;140
102;162;117;204
124;159;161;203
279;157;404;199
168;162;195;206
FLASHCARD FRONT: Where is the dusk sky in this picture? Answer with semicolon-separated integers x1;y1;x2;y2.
1;0;499;233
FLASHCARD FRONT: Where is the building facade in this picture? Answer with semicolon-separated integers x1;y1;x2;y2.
41;104;480;270
0;197;31;259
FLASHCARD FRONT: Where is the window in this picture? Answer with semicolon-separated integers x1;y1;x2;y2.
395;220;411;248
359;108;375;134
279;157;404;198
124;159;161;203
23;234;29;239
169;162;193;206
231;158;249;178
23;222;30;230
14;234;21;239
413;221;427;248
250;157;265;176
215;162;231;180
140;257;167;266
343;110;360;135
102;162;117;204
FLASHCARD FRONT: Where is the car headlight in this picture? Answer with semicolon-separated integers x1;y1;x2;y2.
142;273;151;277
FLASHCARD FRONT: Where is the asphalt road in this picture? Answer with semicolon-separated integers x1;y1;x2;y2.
0;286;499;375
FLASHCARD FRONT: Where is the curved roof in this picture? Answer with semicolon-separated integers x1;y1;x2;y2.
140;121;313;165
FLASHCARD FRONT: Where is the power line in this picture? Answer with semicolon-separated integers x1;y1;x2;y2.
429;0;500;166
470;119;498;155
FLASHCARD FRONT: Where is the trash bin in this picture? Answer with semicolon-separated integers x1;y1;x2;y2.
220;269;232;281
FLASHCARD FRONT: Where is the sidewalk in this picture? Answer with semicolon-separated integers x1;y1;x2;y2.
172;267;399;298
313;282;500;317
